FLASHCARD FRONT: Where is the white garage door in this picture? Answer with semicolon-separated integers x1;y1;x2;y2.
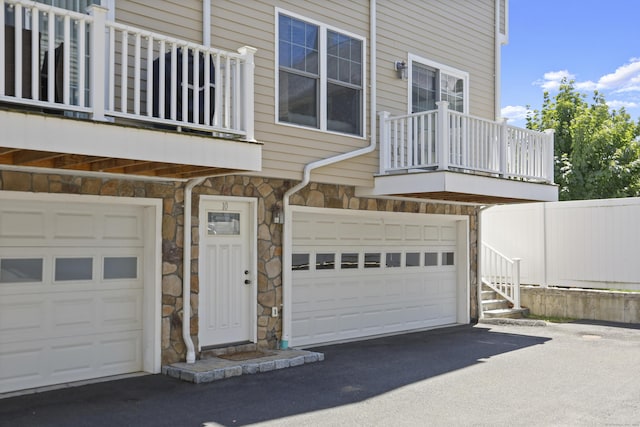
291;208;464;347
0;199;146;393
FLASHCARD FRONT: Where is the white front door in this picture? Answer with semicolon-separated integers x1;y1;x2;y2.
199;198;255;347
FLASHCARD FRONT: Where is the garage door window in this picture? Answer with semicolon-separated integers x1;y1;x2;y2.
292;253;310;271
442;252;455;266
0;258;43;283
341;253;359;269
425;252;438;266
316;253;335;270
55;257;93;281
104;257;138;279
386;253;401;268
406;252;420;267
364;253;380;268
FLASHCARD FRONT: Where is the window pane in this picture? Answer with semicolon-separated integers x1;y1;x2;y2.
0;258;43;283
327;30;362;86
364;253;381;268
316;253;335;270
279;71;318;127
104;257;138;279
386;253;401;268
341;253;359;269
412;64;437;113
207;212;240;235
327;83;360;135
425;252;438;266
55;257;93;281
441;73;464;112
292;253;310;271
279;15;318;74
406;252;420;267
442;252;455;266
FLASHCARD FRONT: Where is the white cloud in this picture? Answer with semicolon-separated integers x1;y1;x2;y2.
596;59;640;91
607;100;638;110
534;70;575;91
501;105;529;122
536;59;640;95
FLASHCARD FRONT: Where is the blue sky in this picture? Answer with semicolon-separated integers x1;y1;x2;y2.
501;0;640;127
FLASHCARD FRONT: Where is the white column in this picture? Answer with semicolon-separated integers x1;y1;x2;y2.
499;118;508;177
88;5;108;121
238;46;257;142
544;129;555;183
378;111;390;174
436;101;449;171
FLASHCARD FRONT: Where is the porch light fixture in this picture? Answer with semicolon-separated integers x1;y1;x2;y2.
394;60;408;80
272;203;284;224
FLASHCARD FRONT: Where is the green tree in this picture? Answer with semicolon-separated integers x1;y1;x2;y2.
526;79;640;200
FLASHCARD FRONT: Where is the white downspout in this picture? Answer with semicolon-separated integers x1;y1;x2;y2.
181;0;210;364
280;0;378;349
203;0;211;46
182;177;207;363
495;0;508;120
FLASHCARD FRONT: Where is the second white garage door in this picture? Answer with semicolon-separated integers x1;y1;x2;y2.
291;208;467;347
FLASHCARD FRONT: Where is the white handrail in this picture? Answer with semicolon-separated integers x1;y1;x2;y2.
481;242;521;309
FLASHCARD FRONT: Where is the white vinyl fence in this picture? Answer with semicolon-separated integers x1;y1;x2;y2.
482;197;640;291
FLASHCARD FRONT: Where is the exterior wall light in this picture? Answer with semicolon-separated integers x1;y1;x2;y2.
394;60;408;80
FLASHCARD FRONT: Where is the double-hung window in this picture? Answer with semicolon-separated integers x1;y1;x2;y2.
410;55;468;114
277;11;365;136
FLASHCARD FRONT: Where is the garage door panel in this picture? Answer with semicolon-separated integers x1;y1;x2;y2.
292;209;462;347
0;199;147;393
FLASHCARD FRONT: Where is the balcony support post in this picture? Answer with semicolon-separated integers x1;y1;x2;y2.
238;46;257;142
379;111;390;174
89;5;108;121
544;129;555;183
499;118;508;177
436;101;449;171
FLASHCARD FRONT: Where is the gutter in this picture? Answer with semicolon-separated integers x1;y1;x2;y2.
280;0;378;349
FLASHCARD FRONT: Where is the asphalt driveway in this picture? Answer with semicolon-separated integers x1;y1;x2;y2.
1;321;639;426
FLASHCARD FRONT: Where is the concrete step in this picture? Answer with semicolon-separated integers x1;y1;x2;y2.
481;290;499;301
200;342;257;359
483;307;530;319
481;298;510;311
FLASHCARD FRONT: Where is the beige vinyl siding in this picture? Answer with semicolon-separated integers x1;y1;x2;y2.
115;1;203;44
377;0;496;120
109;1;498;188
209;0;374;187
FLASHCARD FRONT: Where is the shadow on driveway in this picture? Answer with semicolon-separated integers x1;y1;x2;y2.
0;325;550;427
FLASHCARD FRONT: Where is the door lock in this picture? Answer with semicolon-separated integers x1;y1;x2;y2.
244;279;251;285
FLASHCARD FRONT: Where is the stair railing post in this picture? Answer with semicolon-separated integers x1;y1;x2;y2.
512;257;521;309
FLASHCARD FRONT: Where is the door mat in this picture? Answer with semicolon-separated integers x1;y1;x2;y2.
217;351;276;361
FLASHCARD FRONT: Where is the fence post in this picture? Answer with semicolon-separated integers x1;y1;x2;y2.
379;111;390;174
499;118;508;177
89;5;108;121
238;46;257;142
544;129;555;183
512;257;521;309
436;101;449;171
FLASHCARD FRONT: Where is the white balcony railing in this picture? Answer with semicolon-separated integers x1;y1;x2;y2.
0;0;255;140
379;101;555;183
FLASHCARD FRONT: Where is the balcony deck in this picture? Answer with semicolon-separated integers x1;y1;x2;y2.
0;0;260;178
359;102;558;203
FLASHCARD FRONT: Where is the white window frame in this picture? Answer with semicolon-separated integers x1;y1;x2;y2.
407;53;469;114
275;7;367;139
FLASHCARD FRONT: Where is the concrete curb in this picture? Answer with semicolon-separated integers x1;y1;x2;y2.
479;318;548;327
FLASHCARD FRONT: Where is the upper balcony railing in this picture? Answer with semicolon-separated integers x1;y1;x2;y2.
379;101;555;183
0;0;256;140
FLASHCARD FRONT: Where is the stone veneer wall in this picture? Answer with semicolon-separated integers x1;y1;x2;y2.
0;171;479;365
